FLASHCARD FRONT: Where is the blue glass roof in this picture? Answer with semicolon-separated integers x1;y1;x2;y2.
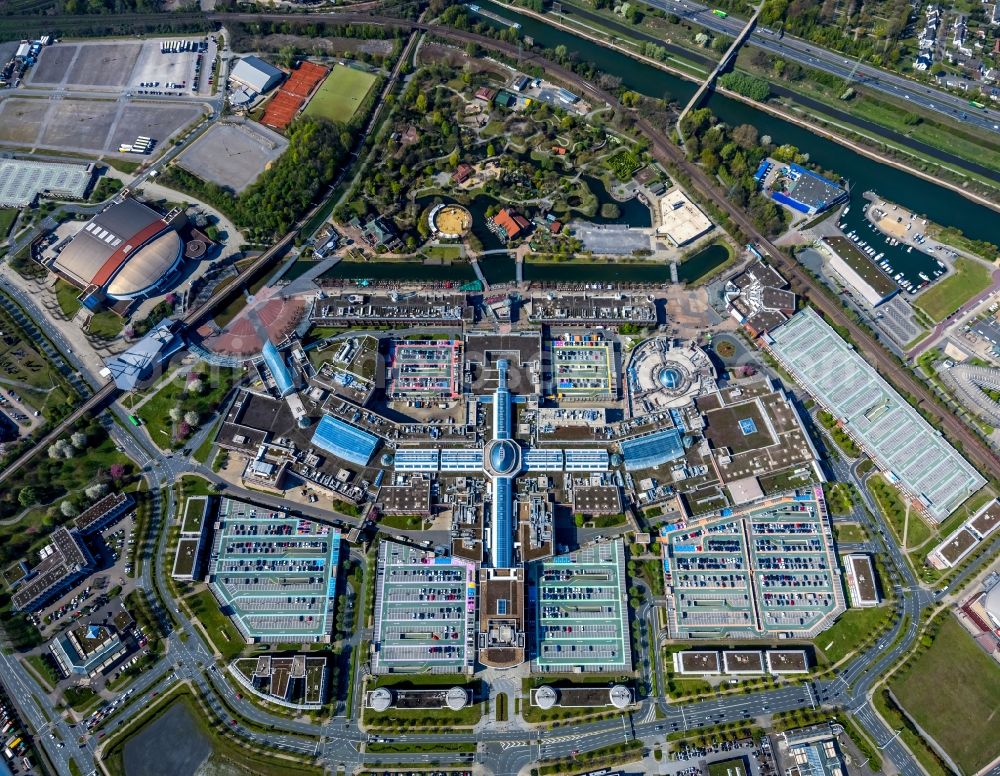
620;428;684;471
312;414;379;467
490;439;519;475
492;476;513;568
262;339;295;397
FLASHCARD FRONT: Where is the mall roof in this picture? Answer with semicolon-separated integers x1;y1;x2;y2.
620;427;685;471
262;339;295;397
312;414;379;467
766;308;984;521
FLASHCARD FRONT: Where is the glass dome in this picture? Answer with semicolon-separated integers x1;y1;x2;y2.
658;367;683;390
489;439;518;475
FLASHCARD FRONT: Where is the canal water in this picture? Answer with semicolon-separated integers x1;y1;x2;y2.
476;0;1000;287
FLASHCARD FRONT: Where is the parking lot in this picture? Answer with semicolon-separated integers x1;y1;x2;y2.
549;337;616;401
663;490;846;639
206;498;341;643
386;339;463;401
371;541;476;674
532;539;632;672
174;120;289;193
569;222;653;255
28;38;213;96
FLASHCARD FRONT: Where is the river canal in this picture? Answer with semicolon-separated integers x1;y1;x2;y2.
476;0;1000;287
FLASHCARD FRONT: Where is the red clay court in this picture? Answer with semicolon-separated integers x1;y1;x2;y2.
261;61;329;131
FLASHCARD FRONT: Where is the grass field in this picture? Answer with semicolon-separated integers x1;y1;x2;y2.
139;363;236;450
0;208;17;239
303;65;377;123
892;615;1000;774
816;606;893;664
54;279;82;319
187;588;245;661
915;258;992;322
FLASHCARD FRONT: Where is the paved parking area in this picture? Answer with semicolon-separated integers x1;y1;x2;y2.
663;488;846;640
532;538;632;672
570;222;653;255
371;541;476;674
549;337;616;401
174;121;288;193
875;294;923;348
207;498;340;643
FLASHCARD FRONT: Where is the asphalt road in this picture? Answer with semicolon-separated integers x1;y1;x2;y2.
646;0;1000;134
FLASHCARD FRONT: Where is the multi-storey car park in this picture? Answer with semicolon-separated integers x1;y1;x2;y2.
531;539;632;673
385;339;464;401
371;541;477;674
546;335;618;402
661;487;846;640
207;498;341;643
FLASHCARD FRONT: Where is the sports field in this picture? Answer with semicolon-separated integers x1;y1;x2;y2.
891;615;1000;774
914;257;992;322
303;65;377;122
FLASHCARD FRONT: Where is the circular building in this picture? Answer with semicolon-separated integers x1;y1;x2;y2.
485;438;521;477
535;685;558;710
446;687;469;711
428;204;473;239
629;338;717;410
369;687;393;712
609;685;633;709
52;198;186;302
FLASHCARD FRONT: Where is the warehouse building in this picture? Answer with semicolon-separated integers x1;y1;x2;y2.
49;198;187;309
820;236;897;307
229;55;284;95
765;308;984;522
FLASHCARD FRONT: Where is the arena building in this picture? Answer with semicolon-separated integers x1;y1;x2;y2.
49;197;187;308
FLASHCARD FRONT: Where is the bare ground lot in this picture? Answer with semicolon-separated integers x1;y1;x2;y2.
122;700;211;776
0;98;48;144
0;97;203;154
38;100;118;150
174;120;288;193
109;103;203;149
32;42;142;87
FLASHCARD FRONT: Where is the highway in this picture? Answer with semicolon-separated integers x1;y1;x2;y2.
645;0;1000;134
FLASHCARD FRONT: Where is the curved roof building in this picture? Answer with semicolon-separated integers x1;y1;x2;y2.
53;199;185;301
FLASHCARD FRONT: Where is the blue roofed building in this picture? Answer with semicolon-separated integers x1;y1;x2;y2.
620;428;685;471
312;414;379;467
262;339;296;397
491;477;514;568
768;163;847;216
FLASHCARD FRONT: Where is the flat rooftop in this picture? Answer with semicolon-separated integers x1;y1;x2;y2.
548;337;616;401
372;542;476;674
822;236;897;298
532;539;632;673
207;498;340;643
766;308;984;522
0;158;92;207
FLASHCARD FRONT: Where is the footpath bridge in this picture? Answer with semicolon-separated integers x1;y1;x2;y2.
678;4;762;134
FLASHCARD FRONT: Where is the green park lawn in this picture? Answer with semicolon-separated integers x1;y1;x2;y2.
0;208;18;238
891;615;1000;774
138;363;236;449
304;65;378;123
186;588;244;661
54;279;82;318
815;606;893;664
915;258;992;322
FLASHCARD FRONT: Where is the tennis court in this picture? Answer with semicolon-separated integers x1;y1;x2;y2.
261;60;329;131
303;64;377;122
